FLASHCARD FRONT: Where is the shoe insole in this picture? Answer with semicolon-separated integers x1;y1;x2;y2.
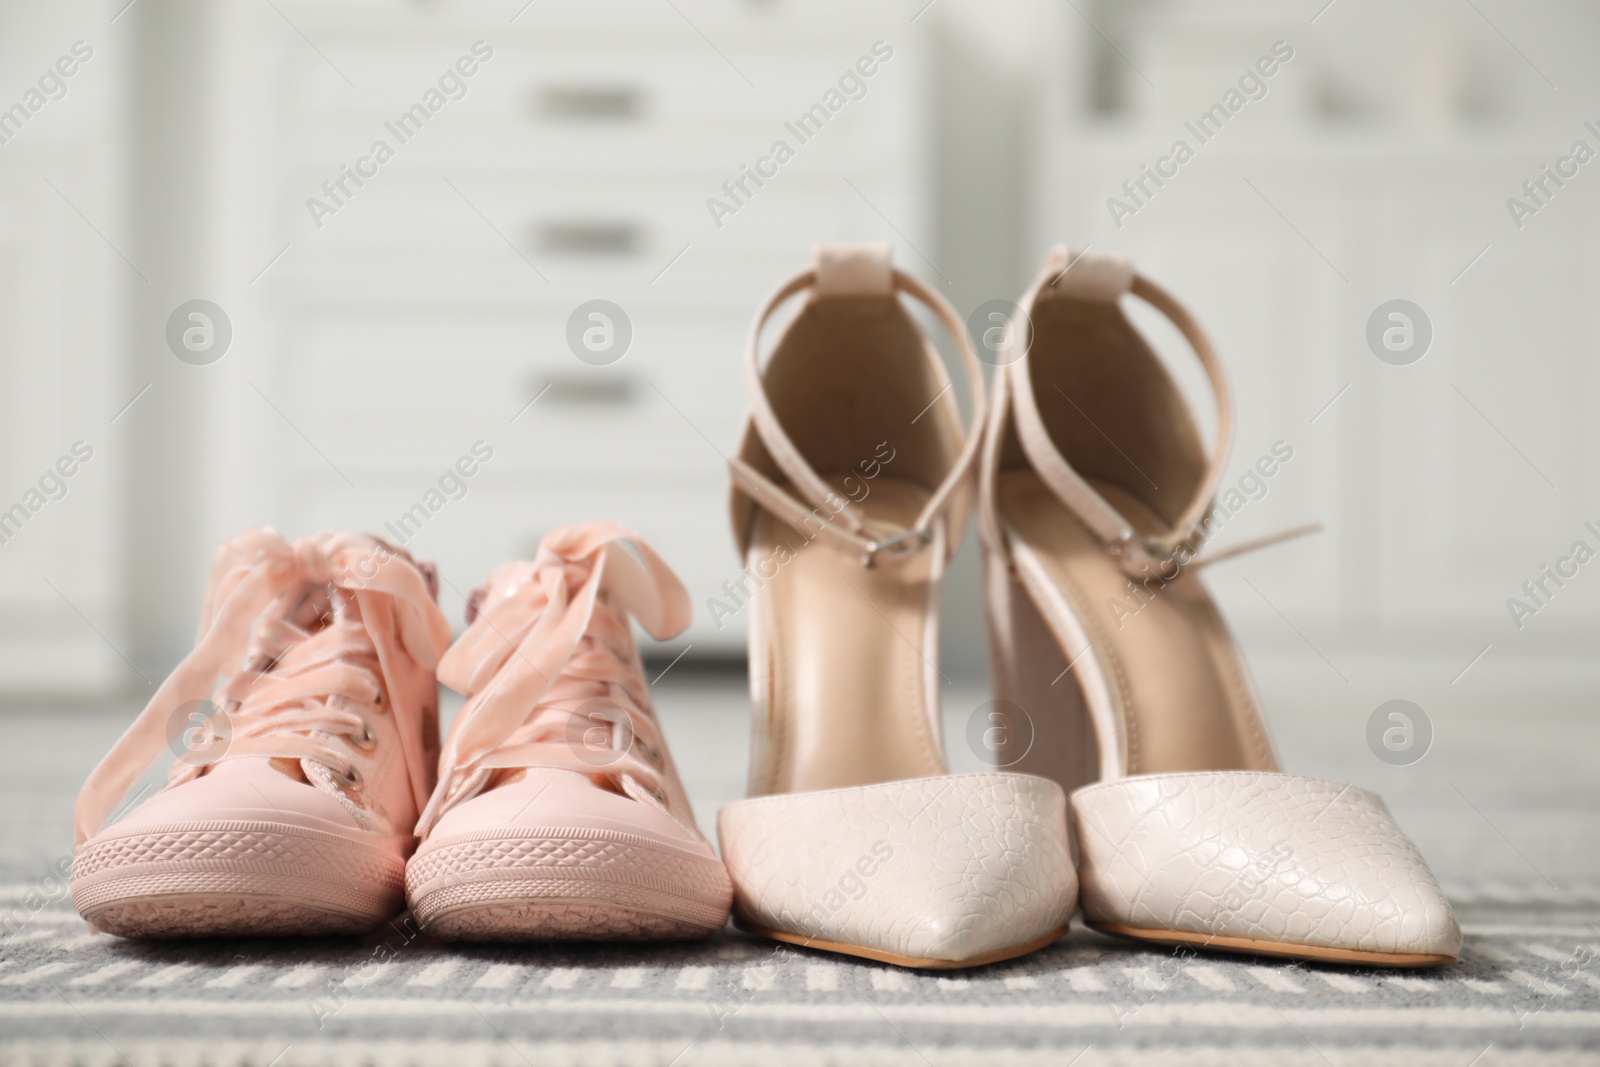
997;470;1277;777
750;475;947;794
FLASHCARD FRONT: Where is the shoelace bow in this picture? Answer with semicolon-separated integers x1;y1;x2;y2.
416;522;691;839
73;529;451;847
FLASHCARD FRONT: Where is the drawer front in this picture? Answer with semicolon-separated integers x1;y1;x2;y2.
274;306;746;474
237;0;930;667
290;43;840;130
283;170;925;268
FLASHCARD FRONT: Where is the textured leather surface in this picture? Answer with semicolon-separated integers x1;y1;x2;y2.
1072;771;1461;958
976;250;1455;964
719;773;1076;963
722;249;1076;967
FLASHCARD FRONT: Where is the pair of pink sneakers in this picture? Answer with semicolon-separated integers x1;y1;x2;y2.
71;524;732;941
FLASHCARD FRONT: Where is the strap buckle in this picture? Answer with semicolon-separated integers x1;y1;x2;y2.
1110;528;1190;568
859;527;933;569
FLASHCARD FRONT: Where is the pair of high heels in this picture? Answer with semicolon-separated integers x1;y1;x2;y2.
717;243;1459;969
70;243;1459;972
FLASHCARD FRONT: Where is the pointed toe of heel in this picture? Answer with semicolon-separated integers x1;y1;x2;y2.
1072;772;1461;967
719;774;1076;969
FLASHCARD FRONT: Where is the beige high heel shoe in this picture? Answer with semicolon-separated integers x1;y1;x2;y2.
978;246;1461;968
715;243;1077;969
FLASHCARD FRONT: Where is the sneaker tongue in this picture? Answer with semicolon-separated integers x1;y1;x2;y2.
286;581;335;630
237;583;383;790
268;584;378;673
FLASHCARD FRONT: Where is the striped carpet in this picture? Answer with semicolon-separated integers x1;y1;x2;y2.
4;663;1598;1064
1;886;1597;1065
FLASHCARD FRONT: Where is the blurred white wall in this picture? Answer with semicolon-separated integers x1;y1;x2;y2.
0;0;1596;697
1037;0;1600;680
0;1;125;692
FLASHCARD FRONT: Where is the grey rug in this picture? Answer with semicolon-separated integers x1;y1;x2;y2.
1;887;1598;1066
4;665;1598;1064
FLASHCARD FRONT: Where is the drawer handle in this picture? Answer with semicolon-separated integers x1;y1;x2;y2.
537;86;640;120
540;373;639;405
537;221;640;256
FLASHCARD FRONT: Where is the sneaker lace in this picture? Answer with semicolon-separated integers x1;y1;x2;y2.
73;529;451;847
416;522;691;838
201;585;388;824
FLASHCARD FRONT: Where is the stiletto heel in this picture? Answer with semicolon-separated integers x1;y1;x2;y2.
982;555;1099;797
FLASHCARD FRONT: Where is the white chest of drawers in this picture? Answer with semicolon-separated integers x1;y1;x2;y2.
200;0;931;655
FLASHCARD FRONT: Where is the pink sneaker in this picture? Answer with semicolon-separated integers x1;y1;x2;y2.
406;522;732;941
71;529;452;938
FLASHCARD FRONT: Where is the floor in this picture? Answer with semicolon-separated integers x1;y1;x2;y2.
1;656;1597;1065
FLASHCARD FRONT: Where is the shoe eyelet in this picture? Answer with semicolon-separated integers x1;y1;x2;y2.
350;724;377;752
332;765;362;790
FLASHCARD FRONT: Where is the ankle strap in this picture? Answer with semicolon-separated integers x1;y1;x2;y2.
730;243;987;566
999;247;1236;573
